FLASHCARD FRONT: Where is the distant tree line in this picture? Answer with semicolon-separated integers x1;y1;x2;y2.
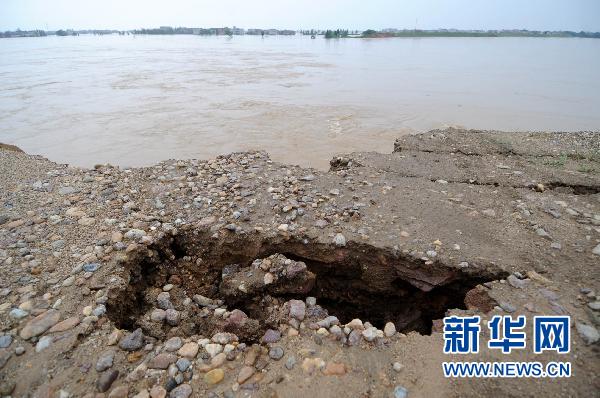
2;27;600;39
361;29;600;38
55;29;78;36
324;29;349;38
0;29;46;38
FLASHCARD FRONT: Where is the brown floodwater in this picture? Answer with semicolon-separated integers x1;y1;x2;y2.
1;35;599;169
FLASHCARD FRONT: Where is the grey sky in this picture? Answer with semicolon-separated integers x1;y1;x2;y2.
1;0;599;32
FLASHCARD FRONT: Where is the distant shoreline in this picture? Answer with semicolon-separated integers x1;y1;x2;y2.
2;27;600;39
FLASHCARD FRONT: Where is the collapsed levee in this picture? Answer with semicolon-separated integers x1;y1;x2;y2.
106;226;507;343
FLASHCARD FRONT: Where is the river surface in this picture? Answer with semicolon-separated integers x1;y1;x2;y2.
1;35;599;169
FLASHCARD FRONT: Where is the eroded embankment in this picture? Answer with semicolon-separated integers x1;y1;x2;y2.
106;227;507;342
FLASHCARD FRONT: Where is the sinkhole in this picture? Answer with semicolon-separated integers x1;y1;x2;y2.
106;229;503;342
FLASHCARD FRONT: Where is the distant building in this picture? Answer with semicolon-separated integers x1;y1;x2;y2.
280;30;296;35
232;26;245;35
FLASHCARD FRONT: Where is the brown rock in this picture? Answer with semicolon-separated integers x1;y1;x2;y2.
243;346;259;366
148;353;176;369
149;386;167;398
177;342;199;359
47;317;80;333
5;219;25;230
20;309;61;340
108;385;129;398
204;368;224;384
210;352;226;367
322;362;347;376
237;366;254;384
127;351;144;363
111;232;123;243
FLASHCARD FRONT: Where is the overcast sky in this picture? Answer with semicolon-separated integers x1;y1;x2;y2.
1;0;599;32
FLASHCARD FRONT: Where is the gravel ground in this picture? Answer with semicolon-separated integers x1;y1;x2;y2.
0;128;599;397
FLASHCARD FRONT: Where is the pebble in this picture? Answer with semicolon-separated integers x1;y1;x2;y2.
20;309;61;340
125;229;146;240
96;350;115;371
268;346;284;360
588;301;600;311
237;366;254;384
482;209;496;217
108;386;129;398
119;328;144;351
96;370;119;392
262;329;281;343
317;316;339;328
392;362;404;372
48;316;80;333
361;326;380;342
499;302;516;313
346;319;364;330
151;309;166;322
593;244;600;256
148;353;177;369
329;325;344;339
9;308;28;319
150;386;167;398
289;299;306;321
35;336;53;352
507;275;528;289
177;342;199;359
575;323;599;345
165;309;180;326
93;305;106;317
334;233;346;247
157;292;173;310
204;368;224;384
169;384;192;398
393;386;408;398
211;332;238;344
0;335;12;348
347;329;362;346
205;343;223;357
536;228;551;239
175;358;191;372
83;262;100;272
384;322;396;337
211;352;227;367
107;329;123;345
285;356;296;370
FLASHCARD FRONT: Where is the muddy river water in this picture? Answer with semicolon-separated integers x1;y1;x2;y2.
1;34;599;169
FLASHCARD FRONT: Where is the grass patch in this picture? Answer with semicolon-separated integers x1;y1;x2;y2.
577;164;597;174
544;154;568;168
